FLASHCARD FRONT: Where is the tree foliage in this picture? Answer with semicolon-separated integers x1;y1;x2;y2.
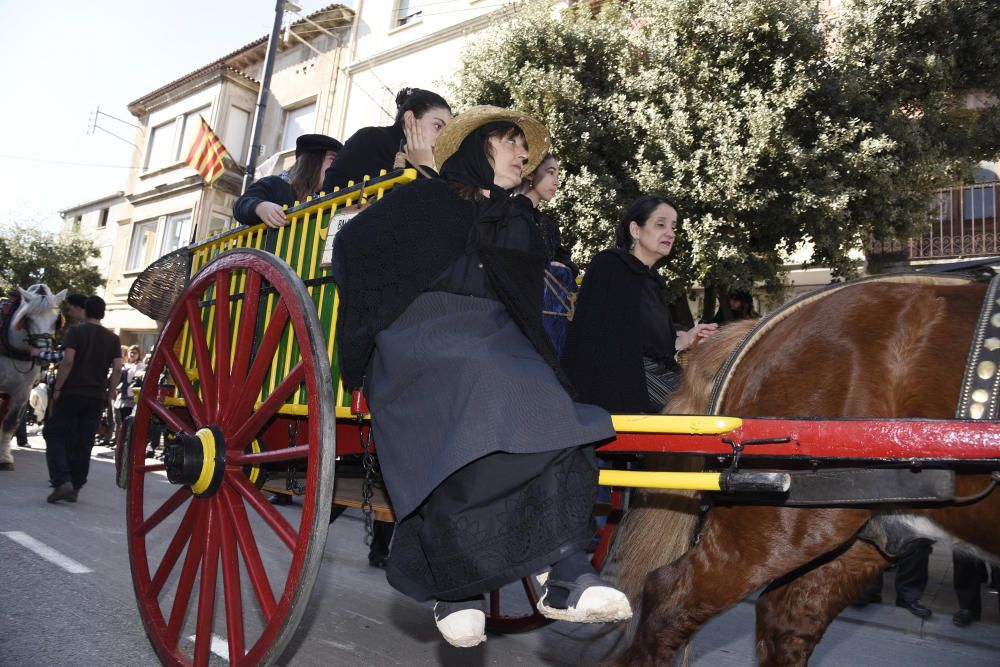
450;0;1000;306
0;223;104;296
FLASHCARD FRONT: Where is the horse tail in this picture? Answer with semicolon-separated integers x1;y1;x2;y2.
613;319;755;601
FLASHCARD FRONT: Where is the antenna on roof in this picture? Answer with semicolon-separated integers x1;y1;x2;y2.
87;105;140;148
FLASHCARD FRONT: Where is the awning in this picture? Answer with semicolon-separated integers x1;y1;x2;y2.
100;306;159;334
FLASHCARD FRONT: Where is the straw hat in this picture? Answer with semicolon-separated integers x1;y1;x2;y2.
433;105;552;176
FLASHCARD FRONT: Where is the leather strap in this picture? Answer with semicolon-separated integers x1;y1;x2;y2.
956;274;1000;420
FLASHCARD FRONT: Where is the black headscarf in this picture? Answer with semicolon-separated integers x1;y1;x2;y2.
440;121;519;228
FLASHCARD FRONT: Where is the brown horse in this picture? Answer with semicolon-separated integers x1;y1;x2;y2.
611;279;1000;666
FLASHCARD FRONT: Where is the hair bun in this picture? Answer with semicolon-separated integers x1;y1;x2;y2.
395;87;415;108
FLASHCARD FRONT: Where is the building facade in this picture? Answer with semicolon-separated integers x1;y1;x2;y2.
62;1;528;347
63;0;997;337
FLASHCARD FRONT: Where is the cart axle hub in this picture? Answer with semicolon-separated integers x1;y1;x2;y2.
164;426;225;496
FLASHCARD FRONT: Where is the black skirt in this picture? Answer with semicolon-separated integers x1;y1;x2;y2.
386;446;599;601
367;291;614;519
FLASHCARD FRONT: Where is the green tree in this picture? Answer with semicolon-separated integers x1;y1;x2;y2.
450;0;1000;314
0;223;104;296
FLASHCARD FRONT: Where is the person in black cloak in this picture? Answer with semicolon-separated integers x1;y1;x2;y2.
331;106;629;648
562;194;718;413
321;87;451;191
233;133;342;228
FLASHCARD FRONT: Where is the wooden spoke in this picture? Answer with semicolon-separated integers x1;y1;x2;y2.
145;398;195;437
218;491;245;661
229;474;297;551
222;300;290;431
221;484;277;621
150;501;199;597
225;270;262;419
228;362;305;451
161;347;206;426
214;272;232;410
136;487;192;538
166;501;208;647
185;298;218;422
228;444;309;467
193;501;221;667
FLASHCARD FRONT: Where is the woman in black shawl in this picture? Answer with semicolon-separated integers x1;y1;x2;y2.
563;195;718;413
331;106;628;648
321;87;451;191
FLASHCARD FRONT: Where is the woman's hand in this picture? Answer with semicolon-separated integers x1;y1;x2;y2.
403;113;435;169
676;323;719;352
255;201;288;228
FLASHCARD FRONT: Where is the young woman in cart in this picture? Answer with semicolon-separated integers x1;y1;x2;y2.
331;106;629;648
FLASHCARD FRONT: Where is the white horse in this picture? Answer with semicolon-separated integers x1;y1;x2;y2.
0;285;66;469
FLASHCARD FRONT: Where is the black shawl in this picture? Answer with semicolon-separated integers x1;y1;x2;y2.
331;177;567;391
562;248;655;413
511;195;578;276
322;125;402;192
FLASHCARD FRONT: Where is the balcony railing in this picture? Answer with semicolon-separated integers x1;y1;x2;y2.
868;181;999;261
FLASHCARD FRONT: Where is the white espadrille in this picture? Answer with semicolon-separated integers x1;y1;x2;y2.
536;573;633;623
433;602;487;647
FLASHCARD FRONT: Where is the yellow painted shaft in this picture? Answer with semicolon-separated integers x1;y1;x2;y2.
599;469;723;491
610;414;741;435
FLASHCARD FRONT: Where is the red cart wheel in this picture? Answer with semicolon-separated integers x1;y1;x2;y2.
127;249;336;667
484;484;629;634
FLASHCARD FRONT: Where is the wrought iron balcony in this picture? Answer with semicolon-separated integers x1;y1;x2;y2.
867;181;999;261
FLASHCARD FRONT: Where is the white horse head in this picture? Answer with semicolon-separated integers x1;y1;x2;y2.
10;284;67;352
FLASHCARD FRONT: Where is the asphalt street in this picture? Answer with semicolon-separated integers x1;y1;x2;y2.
1;428;998;666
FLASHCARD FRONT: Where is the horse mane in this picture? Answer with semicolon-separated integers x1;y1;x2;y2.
613;319;756;601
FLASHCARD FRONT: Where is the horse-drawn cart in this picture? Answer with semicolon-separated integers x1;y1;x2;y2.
122;171;1000;666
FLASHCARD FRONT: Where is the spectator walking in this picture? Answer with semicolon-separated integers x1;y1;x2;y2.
44;296;122;503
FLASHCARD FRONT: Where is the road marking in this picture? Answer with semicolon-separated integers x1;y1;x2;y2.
187;634;229;661
345;608;384;625
1;531;93;573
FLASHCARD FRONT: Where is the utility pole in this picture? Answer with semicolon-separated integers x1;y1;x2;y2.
242;0;287;194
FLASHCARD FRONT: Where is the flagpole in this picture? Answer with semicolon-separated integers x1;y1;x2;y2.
242;0;287;194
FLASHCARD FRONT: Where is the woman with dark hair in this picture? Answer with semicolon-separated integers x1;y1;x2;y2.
562;195;717;413
233;134;342;228
331;106;628;648
513;154;578;355
322;87;452;191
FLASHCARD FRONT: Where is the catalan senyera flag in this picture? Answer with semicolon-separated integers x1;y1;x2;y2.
185;116;229;184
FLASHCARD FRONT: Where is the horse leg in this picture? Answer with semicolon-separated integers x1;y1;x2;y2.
754;538;888;667
613;505;871;667
0;395;18;468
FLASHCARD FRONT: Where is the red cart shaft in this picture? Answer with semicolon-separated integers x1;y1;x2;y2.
599;415;1000;461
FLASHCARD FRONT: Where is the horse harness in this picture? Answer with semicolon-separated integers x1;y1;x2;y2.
0;293;34;363
701;271;1000;510
0;291;62;366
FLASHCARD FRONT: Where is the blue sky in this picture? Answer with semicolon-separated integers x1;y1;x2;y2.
0;0;351;232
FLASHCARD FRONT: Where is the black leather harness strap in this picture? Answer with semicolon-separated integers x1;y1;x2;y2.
956;274;1000;421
